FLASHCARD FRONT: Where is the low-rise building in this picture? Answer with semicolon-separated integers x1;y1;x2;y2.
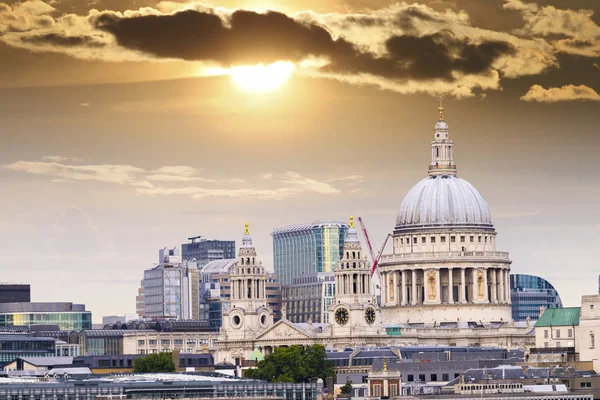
123;331;215;355
0;302;91;331
0;334;56;365
576;295;600;373
534;307;579;349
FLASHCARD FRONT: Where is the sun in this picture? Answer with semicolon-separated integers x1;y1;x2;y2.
230;61;295;93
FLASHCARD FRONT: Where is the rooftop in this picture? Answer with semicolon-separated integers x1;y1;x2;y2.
272;221;348;235
535;307;581;327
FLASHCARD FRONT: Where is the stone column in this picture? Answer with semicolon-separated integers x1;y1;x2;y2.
401;270;407;306
393;272;398;305
411;269;417;305
380;272;385;303
505;269;510;303
423;269;430;303
483;269;489;303
436;269;441;304
448;268;454;304
491;269;497;303
460;268;466;303
499;270;505;303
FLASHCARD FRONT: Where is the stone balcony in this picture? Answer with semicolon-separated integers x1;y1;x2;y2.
379;251;510;266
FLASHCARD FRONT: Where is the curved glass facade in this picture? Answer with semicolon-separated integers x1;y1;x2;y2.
510;274;563;321
0;312;92;331
272;222;348;286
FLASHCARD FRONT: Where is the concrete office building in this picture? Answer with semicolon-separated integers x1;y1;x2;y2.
511;274;563;321
182;236;236;266
143;248;200;320
282;272;335;324
0;303;91;331
272;222;348;286
0;284;30;303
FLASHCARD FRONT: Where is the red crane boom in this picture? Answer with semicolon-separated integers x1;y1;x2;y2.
357;217;391;276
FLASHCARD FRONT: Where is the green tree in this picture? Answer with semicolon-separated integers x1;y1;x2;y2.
340;378;353;395
245;344;334;383
133;352;176;373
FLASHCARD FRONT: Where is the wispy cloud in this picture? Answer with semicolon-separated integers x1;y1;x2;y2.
146;166;214;182
2;158;343;201
41;155;68;162
520;84;600;102
327;175;364;184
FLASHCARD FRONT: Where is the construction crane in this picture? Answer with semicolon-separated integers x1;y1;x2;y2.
357;217;391;276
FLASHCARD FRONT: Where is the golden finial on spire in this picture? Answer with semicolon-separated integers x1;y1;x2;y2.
437;95;445;120
349;216;354;228
245;222;249;235
383;359;387;371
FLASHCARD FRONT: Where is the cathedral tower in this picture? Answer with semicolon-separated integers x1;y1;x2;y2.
221;223;274;339
329;217;380;332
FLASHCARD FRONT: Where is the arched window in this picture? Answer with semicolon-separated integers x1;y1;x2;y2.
436;147;439;157
352;251;356;259
241;259;244;265
353;262;356;268
246;257;250;265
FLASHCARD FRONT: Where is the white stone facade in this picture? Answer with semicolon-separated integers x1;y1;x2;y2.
216;104;534;365
378;103;512;324
576;295;600;373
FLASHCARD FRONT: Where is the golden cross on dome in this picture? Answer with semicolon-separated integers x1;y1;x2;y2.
245;222;249;235
437;95;445;120
349;216;354;228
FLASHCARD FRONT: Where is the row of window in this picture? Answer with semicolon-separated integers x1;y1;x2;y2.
137;338;209;346
543;328;573;339
400;235;491;245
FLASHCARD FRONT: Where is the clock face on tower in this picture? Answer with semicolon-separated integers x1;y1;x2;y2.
334;307;349;326
364;307;376;325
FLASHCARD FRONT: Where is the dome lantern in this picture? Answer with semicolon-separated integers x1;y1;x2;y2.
429;97;457;177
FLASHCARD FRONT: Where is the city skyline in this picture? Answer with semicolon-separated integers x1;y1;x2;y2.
0;0;599;321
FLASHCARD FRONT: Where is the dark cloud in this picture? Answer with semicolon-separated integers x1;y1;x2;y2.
21;33;106;48
95;9;514;83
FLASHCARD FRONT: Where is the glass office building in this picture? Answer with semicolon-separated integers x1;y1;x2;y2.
0;335;56;363
510;274;563;321
0;303;92;331
283;272;336;324
272;222;348;286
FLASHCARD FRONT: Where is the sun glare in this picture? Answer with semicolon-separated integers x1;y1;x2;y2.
230;61;295;93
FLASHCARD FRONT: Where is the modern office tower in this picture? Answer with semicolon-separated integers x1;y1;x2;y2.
199;259;282;331
272;222;349;286
0;302;92;330
181;236;236;266
143;249;200;320
0;284;31;303
136;280;145;318
282;272;335;324
510;274;563;321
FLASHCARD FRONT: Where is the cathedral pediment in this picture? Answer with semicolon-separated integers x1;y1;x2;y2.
254;320;312;341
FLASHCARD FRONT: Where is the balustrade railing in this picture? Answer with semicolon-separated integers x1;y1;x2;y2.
379;251;509;262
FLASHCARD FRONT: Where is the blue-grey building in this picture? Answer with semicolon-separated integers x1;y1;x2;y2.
0;284;30;303
272;222;349;286
510;274;563;321
182;236;236;266
0;334;56;364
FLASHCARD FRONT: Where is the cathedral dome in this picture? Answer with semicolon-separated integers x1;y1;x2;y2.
395;175;493;232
